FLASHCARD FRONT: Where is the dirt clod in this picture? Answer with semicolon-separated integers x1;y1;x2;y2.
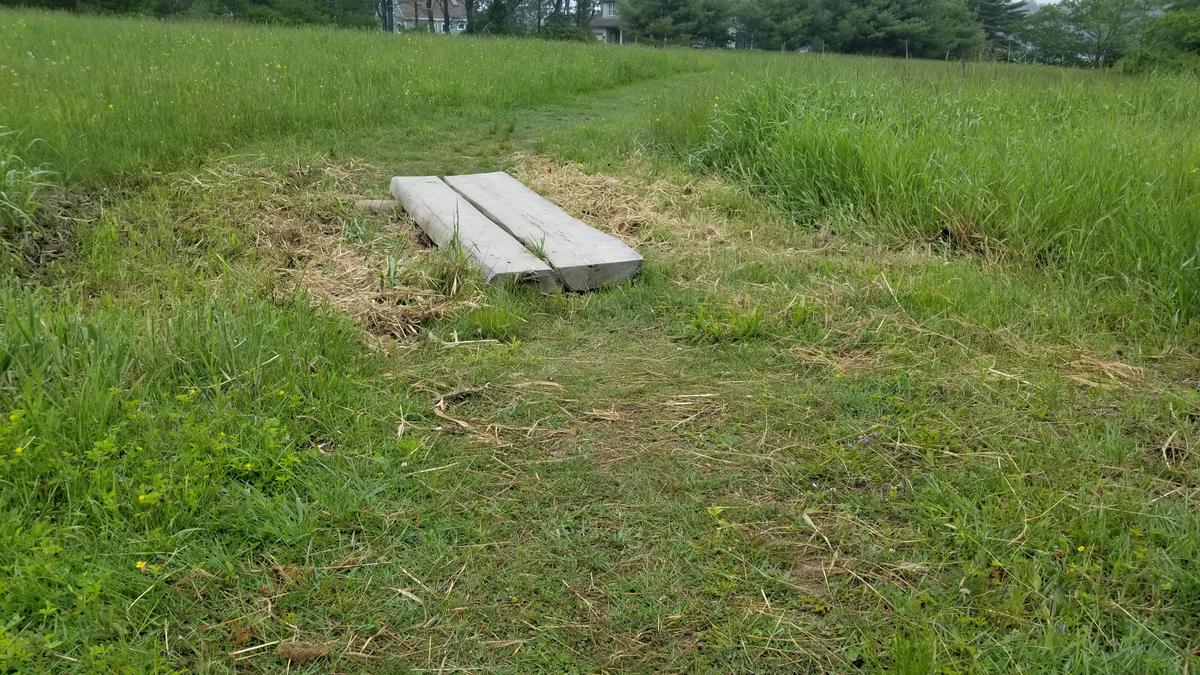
278;641;329;663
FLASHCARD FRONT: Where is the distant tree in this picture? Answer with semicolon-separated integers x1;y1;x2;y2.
1118;5;1200;70
919;0;989;56
734;0;811;50
473;0;520;32
1022;0;1158;66
968;0;1027;56
540;7;596;38
624;0;732;45
1072;0;1158;64
457;0;593;36
574;0;595;25
693;0;733;44
377;0;393;30
968;0;1027;41
1148;4;1200;52
818;0;984;58
1020;4;1082;64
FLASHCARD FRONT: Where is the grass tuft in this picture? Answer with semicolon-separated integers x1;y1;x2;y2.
0;127;56;273
688;305;766;343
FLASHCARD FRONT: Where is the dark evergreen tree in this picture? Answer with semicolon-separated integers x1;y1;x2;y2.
968;0;1027;42
624;0;733;45
473;0;521;32
734;0;811;50
818;0;984;58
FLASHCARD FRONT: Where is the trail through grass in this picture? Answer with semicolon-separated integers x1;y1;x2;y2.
0;10;701;184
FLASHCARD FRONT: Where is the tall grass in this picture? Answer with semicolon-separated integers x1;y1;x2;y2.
0;127;56;272
0;9;702;183
646;62;1200;321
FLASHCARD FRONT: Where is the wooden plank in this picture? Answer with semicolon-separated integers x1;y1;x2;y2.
444;172;642;291
389;176;559;292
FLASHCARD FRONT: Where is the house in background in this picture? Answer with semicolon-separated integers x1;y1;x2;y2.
381;0;469;34
589;1;622;44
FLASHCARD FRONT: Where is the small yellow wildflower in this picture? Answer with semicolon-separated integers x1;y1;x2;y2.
1076;545;1086;553
138;494;147;502
13;447;23;455
276;63;285;70
834;372;843;379
135;560;148;570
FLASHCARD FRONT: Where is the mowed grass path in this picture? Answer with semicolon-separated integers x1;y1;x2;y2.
2;9;1200;672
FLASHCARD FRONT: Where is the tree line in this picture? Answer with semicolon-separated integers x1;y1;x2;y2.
3;0;1197;71
625;0;1199;70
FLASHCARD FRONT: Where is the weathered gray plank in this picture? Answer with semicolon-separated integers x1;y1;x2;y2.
444;172;643;291
389;176;559;292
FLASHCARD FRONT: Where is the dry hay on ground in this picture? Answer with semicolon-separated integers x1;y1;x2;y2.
181;157;483;344
512;153;731;247
273;232;471;341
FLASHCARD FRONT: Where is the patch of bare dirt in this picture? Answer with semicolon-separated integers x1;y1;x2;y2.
278;641;329;663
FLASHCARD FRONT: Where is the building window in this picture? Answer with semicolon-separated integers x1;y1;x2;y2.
602;2;616;17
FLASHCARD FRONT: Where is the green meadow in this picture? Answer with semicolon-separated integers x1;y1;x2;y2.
2;8;1199;672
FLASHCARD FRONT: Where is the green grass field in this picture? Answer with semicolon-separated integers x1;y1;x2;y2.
2;8;1199;672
